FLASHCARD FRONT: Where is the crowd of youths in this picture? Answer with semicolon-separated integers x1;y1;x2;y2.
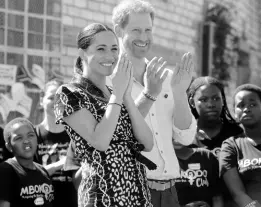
0;0;260;207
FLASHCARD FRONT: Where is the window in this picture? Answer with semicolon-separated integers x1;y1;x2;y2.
28;17;43;49
28;0;44;14
0;12;4;45
7;53;23;65
0;0;5;8
1;0;62;125
46;20;61;51
47;0;61;17
28;55;43;69
7;14;24;47
8;0;25;11
0;52;4;63
1;0;62;74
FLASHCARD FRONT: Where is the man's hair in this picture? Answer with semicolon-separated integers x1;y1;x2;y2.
112;0;155;28
41;78;63;97
233;84;261;107
3;118;35;144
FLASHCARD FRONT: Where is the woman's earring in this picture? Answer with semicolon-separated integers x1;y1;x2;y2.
189;97;195;108
190;102;195;108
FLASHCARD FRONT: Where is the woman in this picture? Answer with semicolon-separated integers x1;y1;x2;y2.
219;84;261;207
173;140;223;207
35;79;77;207
54;23;154;207
187;76;243;155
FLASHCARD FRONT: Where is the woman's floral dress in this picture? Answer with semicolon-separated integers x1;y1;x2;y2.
54;78;152;207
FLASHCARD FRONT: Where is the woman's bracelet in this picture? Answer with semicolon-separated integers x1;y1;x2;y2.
142;91;157;101
244;201;259;207
107;102;122;107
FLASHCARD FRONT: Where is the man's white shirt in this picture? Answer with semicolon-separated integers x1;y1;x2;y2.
106;68;196;180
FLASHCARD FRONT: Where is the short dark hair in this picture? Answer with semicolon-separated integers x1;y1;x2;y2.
233;84;261;107
75;23;116;74
3;118;35;144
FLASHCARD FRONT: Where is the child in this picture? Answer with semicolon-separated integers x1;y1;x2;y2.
187;76;243;156
0;118;54;207
219;84;261;207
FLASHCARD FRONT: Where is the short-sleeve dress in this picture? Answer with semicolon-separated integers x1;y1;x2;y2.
54;78;152;207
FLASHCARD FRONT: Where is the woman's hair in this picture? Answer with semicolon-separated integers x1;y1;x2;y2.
112;0;155;28
75;23;116;73
233;84;261;107
3;118;35;144
187;76;236;124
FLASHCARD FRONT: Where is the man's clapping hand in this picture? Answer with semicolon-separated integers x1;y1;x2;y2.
171;52;194;93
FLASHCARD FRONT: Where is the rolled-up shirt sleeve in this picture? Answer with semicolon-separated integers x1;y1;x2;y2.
172;115;197;146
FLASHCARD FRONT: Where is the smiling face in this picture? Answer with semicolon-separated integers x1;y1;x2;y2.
234;90;261;128
120;12;153;59
82;30;119;77
192;84;224;122
8;122;37;160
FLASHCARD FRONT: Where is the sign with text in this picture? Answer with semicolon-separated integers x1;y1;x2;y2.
0;64;17;85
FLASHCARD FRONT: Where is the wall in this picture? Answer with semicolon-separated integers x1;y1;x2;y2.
61;0;205;79
62;0;260;88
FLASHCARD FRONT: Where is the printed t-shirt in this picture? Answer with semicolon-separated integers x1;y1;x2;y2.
194;122;243;157
0;159;54;207
35;125;77;207
220;135;261;205
175;148;220;206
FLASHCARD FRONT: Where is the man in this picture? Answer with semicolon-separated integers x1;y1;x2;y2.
112;0;196;206
65;0;196;206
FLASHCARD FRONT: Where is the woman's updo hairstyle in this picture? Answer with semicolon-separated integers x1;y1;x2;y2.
75;23;116;74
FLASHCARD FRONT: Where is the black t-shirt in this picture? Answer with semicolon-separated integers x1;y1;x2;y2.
194;122;243;157
219;135;261;204
35;125;77;207
0;127;13;162
0;159;54;207
175;148;220;206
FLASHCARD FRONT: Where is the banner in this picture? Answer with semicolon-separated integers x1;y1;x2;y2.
0;64;17;86
0;64;43;125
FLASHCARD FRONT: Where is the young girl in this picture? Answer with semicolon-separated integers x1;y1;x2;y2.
0;118;54;207
187;76;243;155
219;84;261;207
54;23;154;207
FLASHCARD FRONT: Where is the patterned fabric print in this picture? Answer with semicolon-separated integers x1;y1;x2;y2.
55;85;152;207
